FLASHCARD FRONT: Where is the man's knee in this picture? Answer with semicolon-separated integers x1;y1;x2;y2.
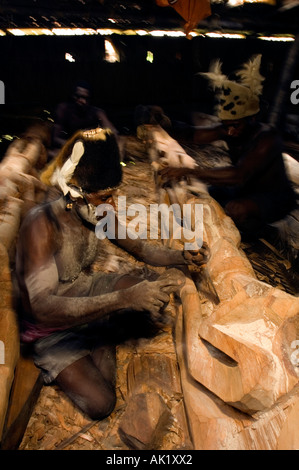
86;388;116;421
56;357;117;420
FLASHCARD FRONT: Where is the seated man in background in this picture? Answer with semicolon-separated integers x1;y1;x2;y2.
16;127;208;421
160;55;297;238
49;80;118;159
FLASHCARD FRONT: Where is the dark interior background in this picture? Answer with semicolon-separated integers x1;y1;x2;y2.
0;30;299;156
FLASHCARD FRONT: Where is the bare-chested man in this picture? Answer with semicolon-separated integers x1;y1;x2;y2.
161;55;297;237
16;128;208;420
161;117;297;236
49;81;118;159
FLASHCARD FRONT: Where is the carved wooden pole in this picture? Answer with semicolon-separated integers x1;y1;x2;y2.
145;124;299;449
0;134;46;447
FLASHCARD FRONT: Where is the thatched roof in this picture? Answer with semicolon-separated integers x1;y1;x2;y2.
0;0;298;35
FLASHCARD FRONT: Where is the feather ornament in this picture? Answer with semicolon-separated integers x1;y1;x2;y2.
200;59;228;89
51;140;85;198
236;54;265;95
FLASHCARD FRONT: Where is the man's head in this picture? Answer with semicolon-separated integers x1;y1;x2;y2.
48;127;122;224
201;55;264;121
221;117;254;139
72;81;91;108
75;186;117;226
73;86;90;108
71;133;122;193
49;127;122;199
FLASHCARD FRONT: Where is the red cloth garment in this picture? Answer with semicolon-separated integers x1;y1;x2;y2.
20;320;67;343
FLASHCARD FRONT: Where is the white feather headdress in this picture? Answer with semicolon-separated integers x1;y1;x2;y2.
200;54;265;120
51;140;85;198
235;54;264;96
200;59;228;90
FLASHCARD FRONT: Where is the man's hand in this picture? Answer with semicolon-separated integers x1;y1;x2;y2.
158;166;191;182
182;243;210;267
126;275;184;317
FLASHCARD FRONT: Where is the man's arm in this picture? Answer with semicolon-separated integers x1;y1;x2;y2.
159;161;242;186
112;215;208;267
193;129;279;185
160;129;278;187
17;210;180;328
193;123;226;145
